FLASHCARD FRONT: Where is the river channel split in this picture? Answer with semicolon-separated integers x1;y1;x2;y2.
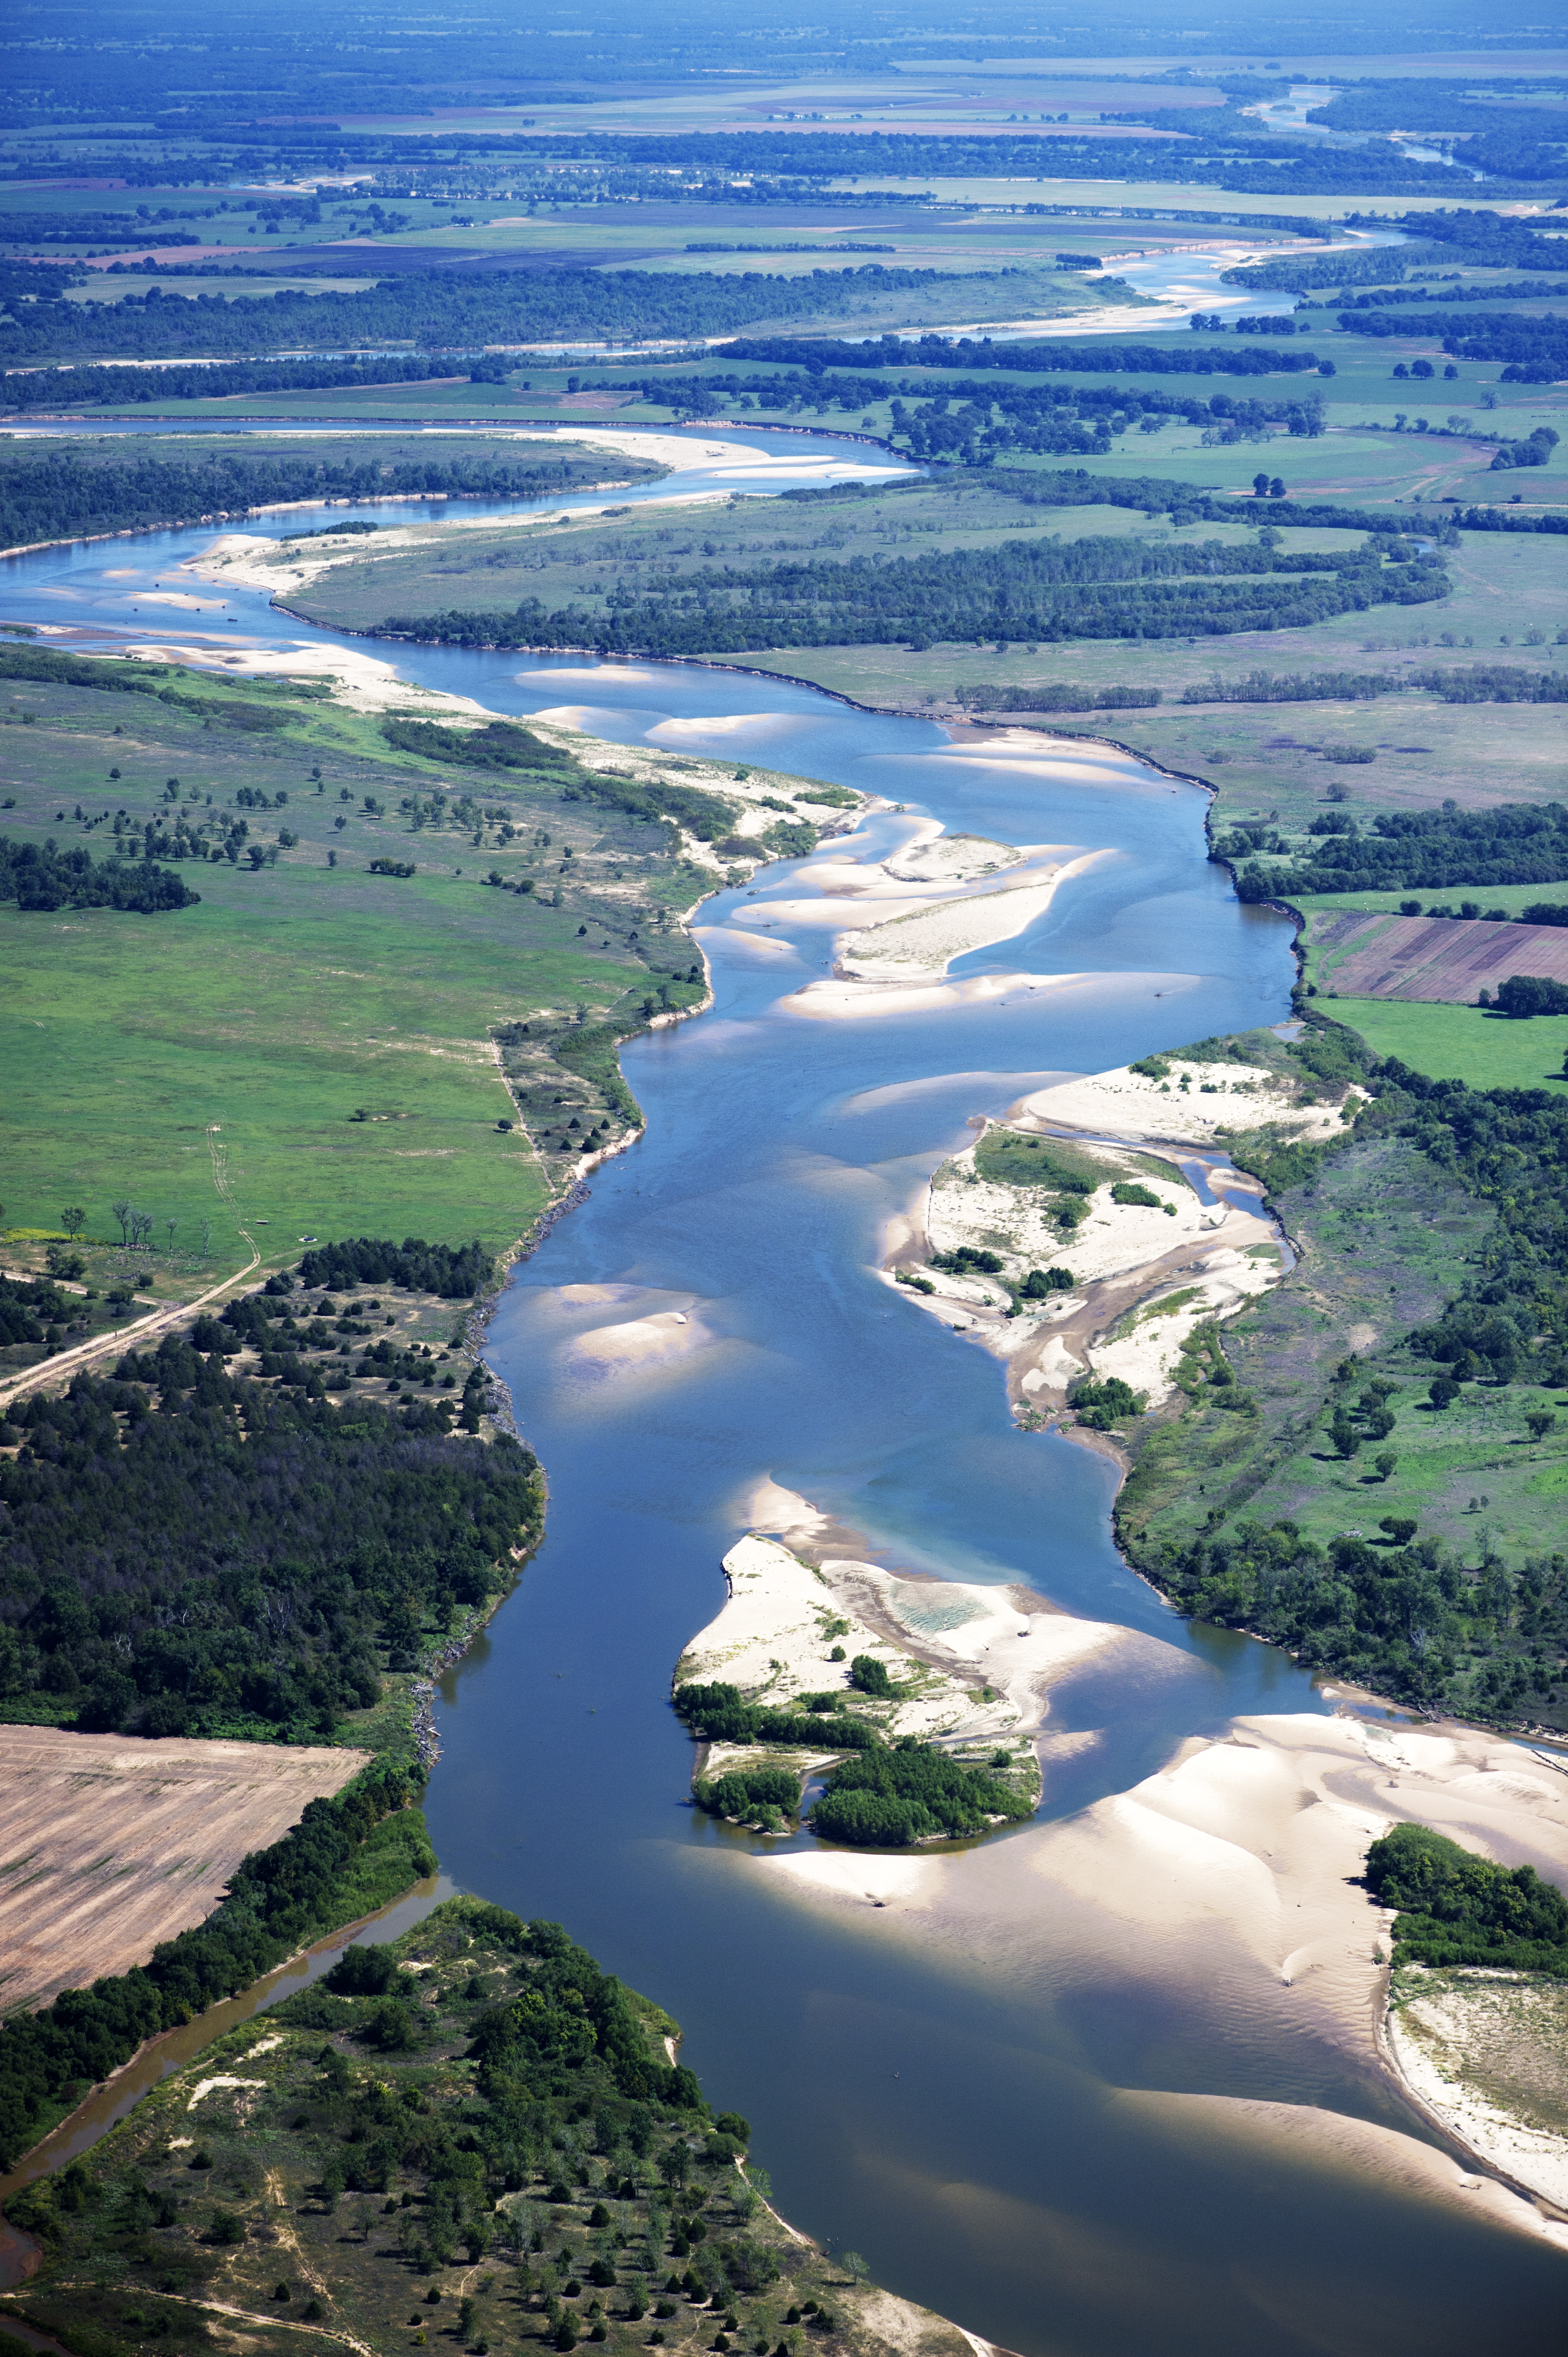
2;419;1562;2354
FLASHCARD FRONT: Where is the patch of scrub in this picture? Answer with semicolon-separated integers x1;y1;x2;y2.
1388;1973;1568;2211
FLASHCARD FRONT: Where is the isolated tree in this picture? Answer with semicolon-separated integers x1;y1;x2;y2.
1373;1450;1398;1483
839;2251;871;2287
1328;1410;1361;1460
60;1207;86;1239
1526;1409;1557;1442
165;1218;178;1253
1379;1516;1418;1546
111;1197;132;1248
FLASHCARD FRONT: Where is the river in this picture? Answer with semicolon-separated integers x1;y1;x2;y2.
2;429;1564;2354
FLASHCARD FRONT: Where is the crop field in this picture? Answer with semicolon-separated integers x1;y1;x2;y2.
0;1729;368;2014
1310;910;1568;1002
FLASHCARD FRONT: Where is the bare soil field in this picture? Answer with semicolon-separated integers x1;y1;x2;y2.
0;1730;368;2015
1312;910;1568;1003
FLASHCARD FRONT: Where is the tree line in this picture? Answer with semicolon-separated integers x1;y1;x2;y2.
0;265;999;367
1233;800;1568;900
378;534;1448;660
0;442;654;548
718;332;1329;379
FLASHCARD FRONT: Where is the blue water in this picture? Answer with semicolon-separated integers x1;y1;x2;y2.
2;431;1561;2354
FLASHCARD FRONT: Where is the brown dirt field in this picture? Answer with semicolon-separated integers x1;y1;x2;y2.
0;1729;369;2016
1312;911;1568;1002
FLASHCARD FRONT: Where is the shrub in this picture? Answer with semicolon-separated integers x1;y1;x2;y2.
1110;1181;1161;1208
1069;1376;1147;1430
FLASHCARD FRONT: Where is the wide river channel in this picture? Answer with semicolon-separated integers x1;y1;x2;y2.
3;420;1563;2354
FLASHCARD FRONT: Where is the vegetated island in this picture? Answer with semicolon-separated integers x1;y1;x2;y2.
1;1897;982;2357
671;1531;1081;1849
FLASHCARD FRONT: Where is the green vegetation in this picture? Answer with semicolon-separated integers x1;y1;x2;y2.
670;1681;878;1754
1231;800;1568;903
692;1767;800;1830
0;1898;945;2357
1069;1376;1149;1432
0;837;200;913
811;1745;1034;1849
0;653;734;1265
1367;1824;1568;1975
0;437;659;550
379;527;1442;660
1306;999;1568;1100
0;1263;540;1738
0;1761;428;2169
1118;1026;1568;1725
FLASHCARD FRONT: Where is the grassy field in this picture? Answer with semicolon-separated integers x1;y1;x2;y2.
0;660;740;1279
1312;998;1568;1096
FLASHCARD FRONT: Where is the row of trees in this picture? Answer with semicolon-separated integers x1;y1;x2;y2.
380;535;1448;660
1;264;993;366
0;442;656;545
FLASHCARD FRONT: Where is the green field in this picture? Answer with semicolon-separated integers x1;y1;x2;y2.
0;660;741;1282
1313;997;1568;1096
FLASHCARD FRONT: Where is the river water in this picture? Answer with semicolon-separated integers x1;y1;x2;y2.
2;430;1563;2352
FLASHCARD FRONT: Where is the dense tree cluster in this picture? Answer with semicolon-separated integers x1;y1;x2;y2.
1366;1823;1568;1973
292;1238;493;1298
0;443;651;547
462;1914;708;2117
0;1274;82;1349
670;1681;878;1753
718;332;1327;380
0;1333;537;1740
377;718;579;775
4;356;465;415
810;1745;1033;1847
1234;800;1568;901
0;1762;428;2169
381;531;1446;660
0;836;200;914
0;266;995;367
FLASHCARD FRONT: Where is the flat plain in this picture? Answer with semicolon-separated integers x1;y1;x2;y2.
0;1729;368;2015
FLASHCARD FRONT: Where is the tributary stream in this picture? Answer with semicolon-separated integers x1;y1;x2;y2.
2;427;1562;2354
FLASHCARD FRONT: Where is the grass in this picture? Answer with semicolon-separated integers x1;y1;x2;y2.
0;663;726;1272
1314;999;1568;1097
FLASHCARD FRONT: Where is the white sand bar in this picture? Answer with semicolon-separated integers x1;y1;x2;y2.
1019;1057;1347;1146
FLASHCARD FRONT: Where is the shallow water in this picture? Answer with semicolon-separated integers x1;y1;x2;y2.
2;435;1563;2351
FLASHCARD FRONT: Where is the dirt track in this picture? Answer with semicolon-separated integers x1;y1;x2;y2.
0;1727;368;2014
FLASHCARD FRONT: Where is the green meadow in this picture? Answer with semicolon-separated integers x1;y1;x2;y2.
1310;997;1568;1097
0;661;715;1277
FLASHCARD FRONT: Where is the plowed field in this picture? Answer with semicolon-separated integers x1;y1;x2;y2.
1312;912;1568;1004
0;1728;368;2014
